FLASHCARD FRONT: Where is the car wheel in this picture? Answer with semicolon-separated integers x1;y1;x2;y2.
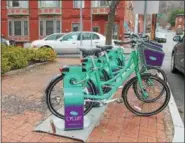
171;52;177;73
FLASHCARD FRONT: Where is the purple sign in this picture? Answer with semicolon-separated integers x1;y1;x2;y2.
65;105;84;130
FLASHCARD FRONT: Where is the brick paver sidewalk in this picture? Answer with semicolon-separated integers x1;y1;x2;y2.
2;58;170;142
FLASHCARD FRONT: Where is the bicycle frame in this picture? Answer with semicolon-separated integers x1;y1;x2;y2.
62;44;148;101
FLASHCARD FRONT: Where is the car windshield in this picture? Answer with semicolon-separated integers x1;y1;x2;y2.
44;34;65;40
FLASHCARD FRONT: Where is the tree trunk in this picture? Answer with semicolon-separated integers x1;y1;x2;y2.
151;14;157;40
105;0;120;45
106;12;116;45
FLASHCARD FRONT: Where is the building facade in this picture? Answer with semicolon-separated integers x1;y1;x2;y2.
1;0;126;46
175;14;185;32
124;1;135;32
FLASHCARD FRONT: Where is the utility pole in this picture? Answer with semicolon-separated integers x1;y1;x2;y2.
151;14;157;40
80;0;83;46
143;0;147;35
134;14;138;33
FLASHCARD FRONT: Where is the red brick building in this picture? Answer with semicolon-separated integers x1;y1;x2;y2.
1;0;126;46
175;14;185;31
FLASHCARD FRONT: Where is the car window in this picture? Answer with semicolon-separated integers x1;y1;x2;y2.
81;33;91;40
56;34;64;40
92;34;100;40
45;34;56;40
62;33;79;41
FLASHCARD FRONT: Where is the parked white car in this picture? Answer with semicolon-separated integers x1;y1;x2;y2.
155;29;167;43
30;31;116;54
31;33;66;48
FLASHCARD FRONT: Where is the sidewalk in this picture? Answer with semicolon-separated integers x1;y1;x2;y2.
2;58;171;142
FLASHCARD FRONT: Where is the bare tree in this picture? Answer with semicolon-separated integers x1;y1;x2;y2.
105;0;120;45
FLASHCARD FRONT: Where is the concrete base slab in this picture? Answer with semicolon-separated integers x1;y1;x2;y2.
33;106;107;142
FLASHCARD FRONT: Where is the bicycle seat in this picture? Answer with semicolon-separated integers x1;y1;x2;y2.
114;41;132;45
96;45;113;51
79;48;102;56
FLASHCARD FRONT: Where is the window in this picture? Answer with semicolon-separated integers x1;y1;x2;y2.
39;19;61;37
93;26;100;32
45;34;57;40
73;0;84;8
92;34;100;40
12;0;19;7
112;24;118;39
82;33;91;40
45;34;64;40
56;21;61;33
7;0;28;8
46;21;54;35
100;1;109;7
92;1;109;7
62;33;80;41
72;23;80;32
40;21;43;36
24;21;28;36
8;20;29;36
39;0;60;8
9;21;12;36
56;34;64;39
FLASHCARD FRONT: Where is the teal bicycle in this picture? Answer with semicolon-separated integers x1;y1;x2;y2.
46;33;171;119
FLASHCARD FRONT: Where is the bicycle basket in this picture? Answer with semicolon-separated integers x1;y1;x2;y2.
141;41;165;67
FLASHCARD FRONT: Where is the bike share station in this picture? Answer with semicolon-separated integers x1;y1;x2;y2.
34;1;166;142
34;2;111;142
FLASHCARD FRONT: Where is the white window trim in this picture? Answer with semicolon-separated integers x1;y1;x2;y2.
73;0;85;8
7;1;29;8
39;18;61;37
39;0;61;8
8;19;29;37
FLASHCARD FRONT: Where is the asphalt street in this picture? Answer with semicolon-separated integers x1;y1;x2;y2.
161;31;184;122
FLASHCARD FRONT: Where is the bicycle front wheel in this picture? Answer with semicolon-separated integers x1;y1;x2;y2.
122;74;171;116
46;74;96;119
144;66;167;82
133;66;167;102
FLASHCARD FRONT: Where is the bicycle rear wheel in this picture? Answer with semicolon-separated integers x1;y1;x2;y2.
46;74;96;119
122;74;171;116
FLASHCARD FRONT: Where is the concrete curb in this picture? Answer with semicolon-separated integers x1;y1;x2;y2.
3;62;48;76
167;83;184;142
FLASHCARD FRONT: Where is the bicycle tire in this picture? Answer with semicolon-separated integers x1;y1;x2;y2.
145;66;167;82
46;74;96;119
133;66;167;103
122;74;171;116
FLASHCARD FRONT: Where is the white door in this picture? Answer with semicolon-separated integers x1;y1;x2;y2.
81;32;104;49
92;33;105;46
55;33;80;54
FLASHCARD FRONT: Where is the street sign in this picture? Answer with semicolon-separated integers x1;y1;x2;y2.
133;1;159;14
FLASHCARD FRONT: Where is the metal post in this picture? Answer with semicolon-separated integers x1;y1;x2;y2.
90;1;93;47
80;0;83;46
143;0;147;35
134;14;138;33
